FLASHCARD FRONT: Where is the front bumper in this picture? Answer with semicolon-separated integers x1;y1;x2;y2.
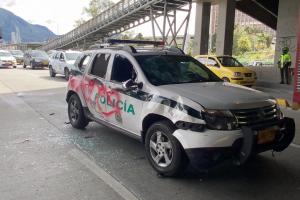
32;61;49;68
174;117;295;168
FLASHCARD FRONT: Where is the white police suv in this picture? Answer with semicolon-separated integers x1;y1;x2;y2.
66;40;295;176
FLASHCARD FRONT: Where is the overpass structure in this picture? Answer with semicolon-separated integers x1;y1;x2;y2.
41;0;281;52
41;0;192;51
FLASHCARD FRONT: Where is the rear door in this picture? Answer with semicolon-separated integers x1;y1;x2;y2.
81;53;111;121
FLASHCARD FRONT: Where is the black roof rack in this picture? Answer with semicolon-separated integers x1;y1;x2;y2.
106;39;165;47
88;39;185;55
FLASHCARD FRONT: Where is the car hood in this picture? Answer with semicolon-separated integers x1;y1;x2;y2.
158;82;275;110
0;56;15;61
67;60;76;65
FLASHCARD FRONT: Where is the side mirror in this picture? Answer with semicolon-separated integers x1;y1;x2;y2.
122;79;143;91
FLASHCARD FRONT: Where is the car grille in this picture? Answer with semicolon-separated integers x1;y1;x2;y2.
231;105;279;127
244;73;252;77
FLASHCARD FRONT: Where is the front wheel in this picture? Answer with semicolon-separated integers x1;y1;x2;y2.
49;66;56;77
68;94;89;129
64;68;70;81
145;120;188;177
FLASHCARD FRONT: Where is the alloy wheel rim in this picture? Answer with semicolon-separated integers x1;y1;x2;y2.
70;99;79;122
149;131;173;168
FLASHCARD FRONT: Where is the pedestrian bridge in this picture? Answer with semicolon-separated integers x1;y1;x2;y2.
41;0;192;51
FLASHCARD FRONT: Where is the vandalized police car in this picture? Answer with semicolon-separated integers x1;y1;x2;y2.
66;40;295;176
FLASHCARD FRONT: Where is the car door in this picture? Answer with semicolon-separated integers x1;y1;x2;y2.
105;54;143;134
52;53;59;73
207;57;222;78
81;53;110;121
58;53;66;74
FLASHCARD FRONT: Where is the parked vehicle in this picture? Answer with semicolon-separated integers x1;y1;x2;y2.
0;50;17;68
248;61;263;67
10;50;24;65
23;50;49;69
49;50;81;80
66;40;295;177
195;55;257;87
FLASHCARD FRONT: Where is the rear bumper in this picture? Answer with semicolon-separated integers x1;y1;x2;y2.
176;117;295;168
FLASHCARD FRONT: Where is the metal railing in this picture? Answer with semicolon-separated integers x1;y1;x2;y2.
41;0;191;51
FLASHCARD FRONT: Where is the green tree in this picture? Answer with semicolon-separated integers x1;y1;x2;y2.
84;0;114;18
74;0;114;27
237;35;251;54
134;33;144;40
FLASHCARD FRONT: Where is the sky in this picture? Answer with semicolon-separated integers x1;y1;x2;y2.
0;0;196;36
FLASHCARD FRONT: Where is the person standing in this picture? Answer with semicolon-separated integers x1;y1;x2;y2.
278;47;292;84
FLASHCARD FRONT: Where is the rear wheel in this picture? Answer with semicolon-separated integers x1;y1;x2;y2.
68;94;89;129
145;120;188;177
23;63;26;68
49;66;56;77
64;68;70;81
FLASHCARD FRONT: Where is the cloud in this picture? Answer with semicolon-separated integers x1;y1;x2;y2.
0;0;16;7
45;19;55;24
5;0;16;7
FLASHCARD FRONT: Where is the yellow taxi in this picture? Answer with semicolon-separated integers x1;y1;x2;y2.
194;55;257;87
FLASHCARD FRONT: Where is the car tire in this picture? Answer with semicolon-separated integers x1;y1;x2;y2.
222;77;230;82
68;94;89;129
30;62;35;70
64;68;70;81
49;66;56;77
145;120;188;177
23;63;26;68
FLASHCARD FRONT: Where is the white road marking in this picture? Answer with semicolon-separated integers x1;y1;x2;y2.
69;148;139;200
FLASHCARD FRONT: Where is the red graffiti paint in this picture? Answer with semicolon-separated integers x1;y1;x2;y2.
69;75;122;117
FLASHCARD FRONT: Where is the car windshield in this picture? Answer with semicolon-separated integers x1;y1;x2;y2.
65;52;81;60
135;55;221;86
10;50;23;56
0;51;12;57
217;56;243;67
32;51;48;58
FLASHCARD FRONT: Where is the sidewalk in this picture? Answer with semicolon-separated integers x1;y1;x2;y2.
254;81;299;145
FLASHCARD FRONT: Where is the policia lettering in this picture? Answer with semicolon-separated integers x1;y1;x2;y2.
97;93;135;115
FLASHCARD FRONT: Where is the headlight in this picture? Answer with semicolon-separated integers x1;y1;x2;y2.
175;121;205;132
203;110;238;130
234;72;242;77
276;104;284;119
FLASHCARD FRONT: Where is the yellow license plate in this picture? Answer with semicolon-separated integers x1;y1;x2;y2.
257;127;278;144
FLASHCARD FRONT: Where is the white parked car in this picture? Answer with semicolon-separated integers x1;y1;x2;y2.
0;50;17;68
49;50;81;80
66;40;295;177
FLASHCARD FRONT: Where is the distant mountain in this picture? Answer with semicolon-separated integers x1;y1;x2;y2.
0;8;56;43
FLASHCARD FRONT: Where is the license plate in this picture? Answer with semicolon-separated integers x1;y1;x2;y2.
257;127;278;144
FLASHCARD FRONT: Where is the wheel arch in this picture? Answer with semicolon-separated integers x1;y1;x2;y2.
66;90;78;103
141;113;174;144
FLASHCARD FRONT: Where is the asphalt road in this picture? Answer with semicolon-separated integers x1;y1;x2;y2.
0;67;300;200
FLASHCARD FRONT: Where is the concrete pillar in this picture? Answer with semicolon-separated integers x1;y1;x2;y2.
216;0;235;55
193;1;211;55
275;0;300;82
